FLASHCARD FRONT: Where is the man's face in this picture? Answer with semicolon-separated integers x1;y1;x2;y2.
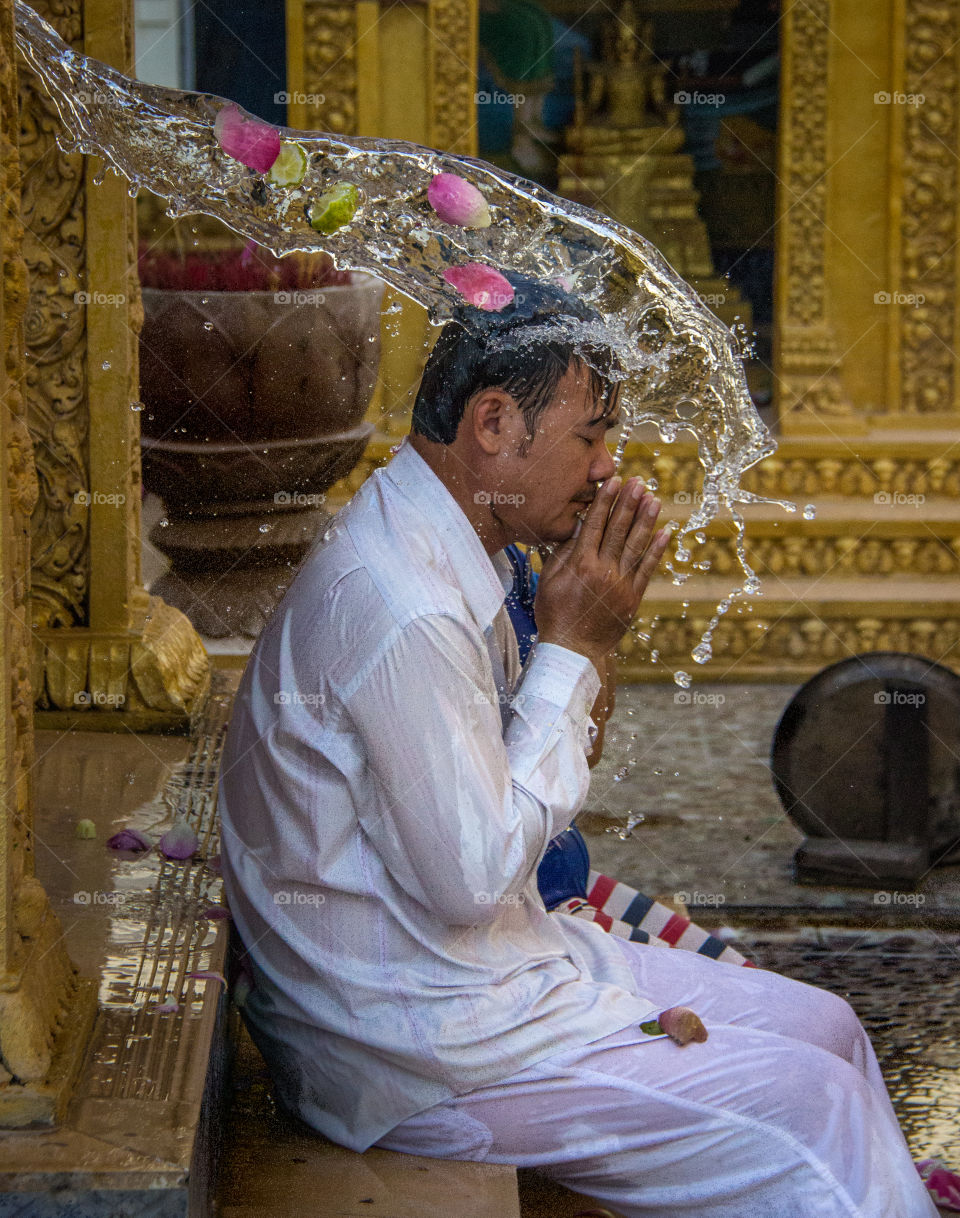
486;358;621;546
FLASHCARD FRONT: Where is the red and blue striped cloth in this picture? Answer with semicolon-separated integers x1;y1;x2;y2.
554;870;756;967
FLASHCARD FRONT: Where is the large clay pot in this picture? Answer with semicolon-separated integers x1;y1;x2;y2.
139;275;384;637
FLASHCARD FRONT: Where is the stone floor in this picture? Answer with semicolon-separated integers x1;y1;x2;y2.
582;681;960;914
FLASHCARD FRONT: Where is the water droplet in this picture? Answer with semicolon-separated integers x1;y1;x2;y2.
203;320;214;331
258;523;272;533
674;670;691;688
158;518;170;528
101;360;111;370
692;642;712;665
130;400;143;411
802;503;816;520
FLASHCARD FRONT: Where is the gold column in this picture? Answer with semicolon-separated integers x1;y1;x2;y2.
20;0;209;728
776;0;960;433
0;0;96;1125
285;0;477;446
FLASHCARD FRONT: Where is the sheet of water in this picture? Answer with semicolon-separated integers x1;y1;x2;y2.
14;0;797;677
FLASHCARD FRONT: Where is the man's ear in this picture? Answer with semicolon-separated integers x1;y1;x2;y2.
470;388;515;456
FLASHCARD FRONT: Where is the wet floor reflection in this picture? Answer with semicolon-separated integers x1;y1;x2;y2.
742;928;960;1161
32;674;239;1104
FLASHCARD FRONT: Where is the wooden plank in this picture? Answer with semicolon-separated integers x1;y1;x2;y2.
218;1022;520;1218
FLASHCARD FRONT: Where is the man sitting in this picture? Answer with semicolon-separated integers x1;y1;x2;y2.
217;281;935;1217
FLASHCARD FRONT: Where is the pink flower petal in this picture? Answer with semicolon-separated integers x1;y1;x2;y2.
106;827;152;852
214;103;281;174
239;237;259;267
443;264;514;312
927;1168;960;1208
186;970;227;987
159;819;199;860
427;173;491;228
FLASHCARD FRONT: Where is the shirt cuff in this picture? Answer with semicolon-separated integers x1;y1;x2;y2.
518;641;602;722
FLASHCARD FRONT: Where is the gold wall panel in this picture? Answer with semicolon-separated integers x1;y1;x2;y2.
777;0;960;430
286;0;478;433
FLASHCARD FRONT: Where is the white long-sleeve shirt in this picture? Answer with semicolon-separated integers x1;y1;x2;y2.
217;436;662;1151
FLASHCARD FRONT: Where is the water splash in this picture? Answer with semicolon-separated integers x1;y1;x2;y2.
14;0;796;665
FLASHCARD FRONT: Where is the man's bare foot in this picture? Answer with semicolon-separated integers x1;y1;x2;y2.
659;1006;708;1046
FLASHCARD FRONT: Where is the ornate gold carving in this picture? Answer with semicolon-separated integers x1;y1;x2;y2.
19;1;88;627
615;445;960;499
618;611;960;681
428;0;476;154
0;0;97;1125
776;0;854;423
1;0;36;918
784;2;828;326
295;1;476;154
33;595;210;717
301;1;357;134
781;2;829;329
899;0;958;414
694;533;959;579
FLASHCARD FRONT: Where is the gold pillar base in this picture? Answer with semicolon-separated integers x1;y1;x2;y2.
32;595;211;732
0;878;98;1128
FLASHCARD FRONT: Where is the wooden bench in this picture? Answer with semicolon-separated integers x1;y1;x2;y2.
216;1012;623;1218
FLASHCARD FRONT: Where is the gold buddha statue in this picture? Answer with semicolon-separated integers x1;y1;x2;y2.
558;1;750;333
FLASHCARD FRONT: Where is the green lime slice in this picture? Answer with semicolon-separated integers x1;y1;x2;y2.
640;1020;663;1036
268;142;308;187
309;182;360;234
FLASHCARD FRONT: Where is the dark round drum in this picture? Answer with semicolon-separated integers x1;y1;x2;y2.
771;652;960;858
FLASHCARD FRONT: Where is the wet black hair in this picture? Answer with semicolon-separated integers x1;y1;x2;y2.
411;272;622;452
